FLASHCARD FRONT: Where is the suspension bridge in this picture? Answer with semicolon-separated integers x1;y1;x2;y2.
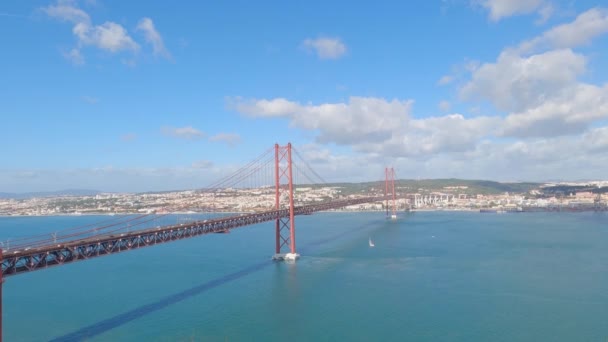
0;143;400;341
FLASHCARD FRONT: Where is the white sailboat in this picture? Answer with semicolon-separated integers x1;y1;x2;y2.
369;237;375;247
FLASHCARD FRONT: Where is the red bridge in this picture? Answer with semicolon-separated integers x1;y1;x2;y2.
0;143;399;341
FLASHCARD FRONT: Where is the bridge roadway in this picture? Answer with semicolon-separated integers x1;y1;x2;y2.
1;196;390;277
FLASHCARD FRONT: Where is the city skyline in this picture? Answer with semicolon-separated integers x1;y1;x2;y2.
1;0;607;192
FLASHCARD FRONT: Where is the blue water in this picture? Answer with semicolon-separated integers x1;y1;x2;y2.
1;212;608;341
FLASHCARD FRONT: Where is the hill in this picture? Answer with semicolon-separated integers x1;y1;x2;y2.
318;179;541;196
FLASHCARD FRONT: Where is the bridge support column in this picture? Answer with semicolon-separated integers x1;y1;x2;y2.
385;167;397;220
272;143;299;261
1;249;3;342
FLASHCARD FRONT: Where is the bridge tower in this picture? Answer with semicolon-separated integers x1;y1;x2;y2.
1;249;3;342
273;143;299;261
385;167;397;220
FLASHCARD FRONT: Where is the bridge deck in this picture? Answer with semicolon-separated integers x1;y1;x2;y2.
1;196;388;277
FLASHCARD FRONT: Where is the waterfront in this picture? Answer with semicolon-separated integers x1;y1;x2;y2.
1;212;608;341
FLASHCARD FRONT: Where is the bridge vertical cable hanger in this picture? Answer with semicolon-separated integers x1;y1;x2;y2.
273;143;299;261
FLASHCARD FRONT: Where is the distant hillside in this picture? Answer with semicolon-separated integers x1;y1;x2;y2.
0;180;544;199
397;179;541;195
0;189;102;199
316;179;541;196
539;184;608;195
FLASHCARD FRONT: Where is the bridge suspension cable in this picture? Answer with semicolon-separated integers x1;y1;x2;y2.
6;147;279;250
6;145;396;252
292;147;328;185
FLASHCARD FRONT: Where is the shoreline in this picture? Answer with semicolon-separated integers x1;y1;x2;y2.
3;207;603;218
0;209;448;218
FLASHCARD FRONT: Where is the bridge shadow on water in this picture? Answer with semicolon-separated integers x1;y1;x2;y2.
49;217;387;342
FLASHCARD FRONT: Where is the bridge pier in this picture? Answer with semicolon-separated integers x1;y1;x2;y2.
272;143;300;261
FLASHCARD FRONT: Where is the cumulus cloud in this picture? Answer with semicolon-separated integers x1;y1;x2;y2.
208;133;242;147
438;100;451;112
231;96;500;158
285;130;608;182
501;83;608;137
136;17;171;59
460;49;587;113
42;1;90;24
301;37;347;60
460;8;608;139
231;97;301;117
517;8;608;54
476;0;552;22
582;126;608;152
43;1;169;64
231;96;413;145
44;1;139;53
161;126;205;140
358;114;499;157
9;128;608;192
73;21;139;53
224;7;608;182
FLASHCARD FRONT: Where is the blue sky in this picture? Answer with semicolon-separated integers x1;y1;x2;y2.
1;0;607;192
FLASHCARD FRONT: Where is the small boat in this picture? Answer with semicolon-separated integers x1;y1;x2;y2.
369;237;375;247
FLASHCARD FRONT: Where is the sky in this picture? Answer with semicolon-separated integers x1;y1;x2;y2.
1;0;608;192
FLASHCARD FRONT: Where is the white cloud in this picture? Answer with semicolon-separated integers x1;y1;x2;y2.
232;96;413;145
477;0;552;22
63;47;84;65
536;4;554;24
231;97;300;117
208;133;242;147
438;100;451;112
231;96;499;157
582;127;608;152
285;131;608;183
301;37;347;60
161;126;205;140
136;17;171;59
42;1;90;24
8;129;608;192
460;8;608;139
437;60;480;86
73;21;139;53
461;49;587;113
437;75;454;86
358;114;499;157
43;1;172;63
44;1;138;53
518;8;608;54
222;7;608;182
501;83;608;137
